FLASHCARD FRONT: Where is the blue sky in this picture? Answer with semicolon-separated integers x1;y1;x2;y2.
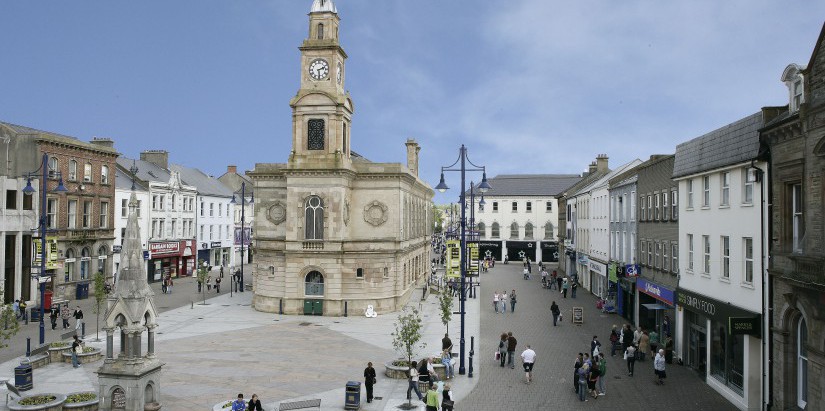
1;1;823;204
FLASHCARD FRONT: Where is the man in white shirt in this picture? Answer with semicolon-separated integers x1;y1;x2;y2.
521;345;537;384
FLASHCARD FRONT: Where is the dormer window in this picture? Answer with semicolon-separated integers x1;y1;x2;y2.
782;63;806;113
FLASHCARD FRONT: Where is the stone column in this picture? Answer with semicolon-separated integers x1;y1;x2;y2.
123;331;132;359
119;330;126;358
147;326;155;358
105;328;114;359
134;332;141;358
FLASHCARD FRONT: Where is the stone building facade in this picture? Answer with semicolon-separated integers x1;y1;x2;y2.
760;23;825;411
249;0;433;316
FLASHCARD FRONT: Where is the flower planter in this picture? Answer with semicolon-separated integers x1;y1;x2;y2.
63;391;100;411
62;348;103;365
384;358;455;380
144;402;161;411
49;346;72;363
8;393;67;411
213;400;246;411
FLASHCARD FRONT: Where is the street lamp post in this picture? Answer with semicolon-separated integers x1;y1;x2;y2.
230;182;253;293
435;145;491;375
466;185;484;299
22;153;68;345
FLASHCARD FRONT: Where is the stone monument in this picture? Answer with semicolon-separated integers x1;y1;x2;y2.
97;184;163;410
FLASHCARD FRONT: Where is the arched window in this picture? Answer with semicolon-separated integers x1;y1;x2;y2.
477;222;486;239
491;222;500;238
101;165;109;184
84;163;93;182
68;160;77;181
80;247;91;279
317;23;324;40
510;222;519;239
65;248;75;282
544;222;555;240
305;271;324;296
524;222;534;239
97;245;108;277
48;157;58;178
798;317;808;408
305;196;324;240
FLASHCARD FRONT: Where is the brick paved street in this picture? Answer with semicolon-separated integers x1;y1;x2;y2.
459;262;738;411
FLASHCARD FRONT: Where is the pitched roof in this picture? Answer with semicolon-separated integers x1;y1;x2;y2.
115;167;147;191
116;157;171;184
0;121;119;155
476;174;582;197
170;164;234;198
673;112;763;179
573;159;643;196
609;154;673;187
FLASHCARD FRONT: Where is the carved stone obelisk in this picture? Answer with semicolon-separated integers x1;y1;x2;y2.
97;191;163;410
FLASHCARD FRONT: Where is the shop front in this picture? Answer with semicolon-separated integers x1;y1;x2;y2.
477;241;503;262
588;259;607;298
636;278;676;343
148;240;195;282
504;241;537;263
676;288;762;410
538;241;559;263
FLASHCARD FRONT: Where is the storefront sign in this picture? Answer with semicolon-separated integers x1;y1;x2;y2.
625;264;639;277
477;241;502;261
506;241;536;262
150;241;180;256
112;245;122;253
589;260;606;276
210;241;222;249
677;287;761;327
572;307;584;324
539;241;559;262
729;317;761;336
578;254;589;266
637;278;675;306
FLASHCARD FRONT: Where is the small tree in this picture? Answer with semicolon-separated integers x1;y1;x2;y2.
196;259;209;305
92;271;106;341
391;306;426;408
438;287;453;336
0;285;20;350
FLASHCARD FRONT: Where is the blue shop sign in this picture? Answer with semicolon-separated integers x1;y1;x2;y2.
637;278;675;306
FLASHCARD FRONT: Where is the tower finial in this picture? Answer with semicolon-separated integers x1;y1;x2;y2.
311;0;337;13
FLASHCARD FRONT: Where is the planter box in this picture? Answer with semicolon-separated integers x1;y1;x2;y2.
62;348;102;364
8;393;67;411
384;358;455;380
27;354;50;370
63;391;100;411
49;347;71;363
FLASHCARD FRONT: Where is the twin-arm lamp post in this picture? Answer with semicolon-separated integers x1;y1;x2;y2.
435;144;490;375
229;182;253;294
22;153;69;345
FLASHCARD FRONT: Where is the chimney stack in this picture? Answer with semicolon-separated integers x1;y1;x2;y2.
596;154;609;172
588;161;597;174
90;137;114;148
140;150;169;170
227;165;237;174
405;139;420;177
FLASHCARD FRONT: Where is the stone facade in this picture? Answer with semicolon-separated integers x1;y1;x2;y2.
761;24;825;411
249;1;433;316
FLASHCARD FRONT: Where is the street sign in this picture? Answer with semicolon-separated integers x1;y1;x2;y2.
572;307;584;325
729;317;761;336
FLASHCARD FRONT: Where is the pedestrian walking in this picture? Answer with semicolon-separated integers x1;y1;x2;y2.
550;301;560;326
621;324;634;352
625;345;637;376
247;394;263;411
590;335;602;358
654;349;667;385
577;362;589;401
541;269;548;288
509;289;517;313
522;266;529;280
552;270;559;290
441;384;454;411
507;332;517;369
73;306;84;331
555;274;563;291
424;385;439;411
500;290;507;313
220;265;224;278
521;345;536;384
571;280;578;298
407;361;423;401
61;304;71;329
364;362;377;403
71;335;82;368
12;300;20;320
609;325;620;356
492;291;499;313
165;275;173;294
639;329;650;361
588;360;600;399
597;354;607;395
649;327;660;355
498;333;508;367
207;276;212;291
49;305;59;330
562;278;569;298
215;276;222;293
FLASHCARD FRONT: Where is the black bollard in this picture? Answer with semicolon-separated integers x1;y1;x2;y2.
81;322;86;339
279;299;283;315
468;336;474;378
26;337;31;357
344;301;348;317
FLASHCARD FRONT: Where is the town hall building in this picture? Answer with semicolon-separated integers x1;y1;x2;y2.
249;0;434;316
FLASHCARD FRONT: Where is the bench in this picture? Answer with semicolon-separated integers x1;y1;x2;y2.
61;330;77;341
28;344;50;359
278;398;321;411
4;380;20;405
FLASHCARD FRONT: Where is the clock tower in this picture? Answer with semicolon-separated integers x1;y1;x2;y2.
289;0;353;169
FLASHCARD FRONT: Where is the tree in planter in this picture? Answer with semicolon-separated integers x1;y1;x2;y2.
438;287;454;336
0;284;20;350
391;306;426;409
196;259;209;305
92;271;106;341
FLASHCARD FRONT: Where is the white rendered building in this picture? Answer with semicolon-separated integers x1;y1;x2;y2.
113;167;150;281
673;112;766;411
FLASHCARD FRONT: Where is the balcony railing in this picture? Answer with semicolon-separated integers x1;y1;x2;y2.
302;241;324;250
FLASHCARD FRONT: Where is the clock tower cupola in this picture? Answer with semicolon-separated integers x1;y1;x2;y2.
289;0;353;168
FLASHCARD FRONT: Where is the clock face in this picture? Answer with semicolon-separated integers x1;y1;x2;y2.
309;59;329;80
336;62;342;84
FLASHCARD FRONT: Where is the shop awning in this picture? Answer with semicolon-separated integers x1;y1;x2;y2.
641;303;669;310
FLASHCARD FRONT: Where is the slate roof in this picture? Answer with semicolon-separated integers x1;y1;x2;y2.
0;121;78;141
170;164;234;198
116;157;171;184
573;159;642;196
475;174;582;197
115;167;147;191
673;112;763;179
609;155;673;187
1;121;119;154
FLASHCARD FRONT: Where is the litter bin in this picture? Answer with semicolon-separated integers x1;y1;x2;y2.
344;380;361;410
75;282;89;300
15;363;32;391
44;290;53;310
